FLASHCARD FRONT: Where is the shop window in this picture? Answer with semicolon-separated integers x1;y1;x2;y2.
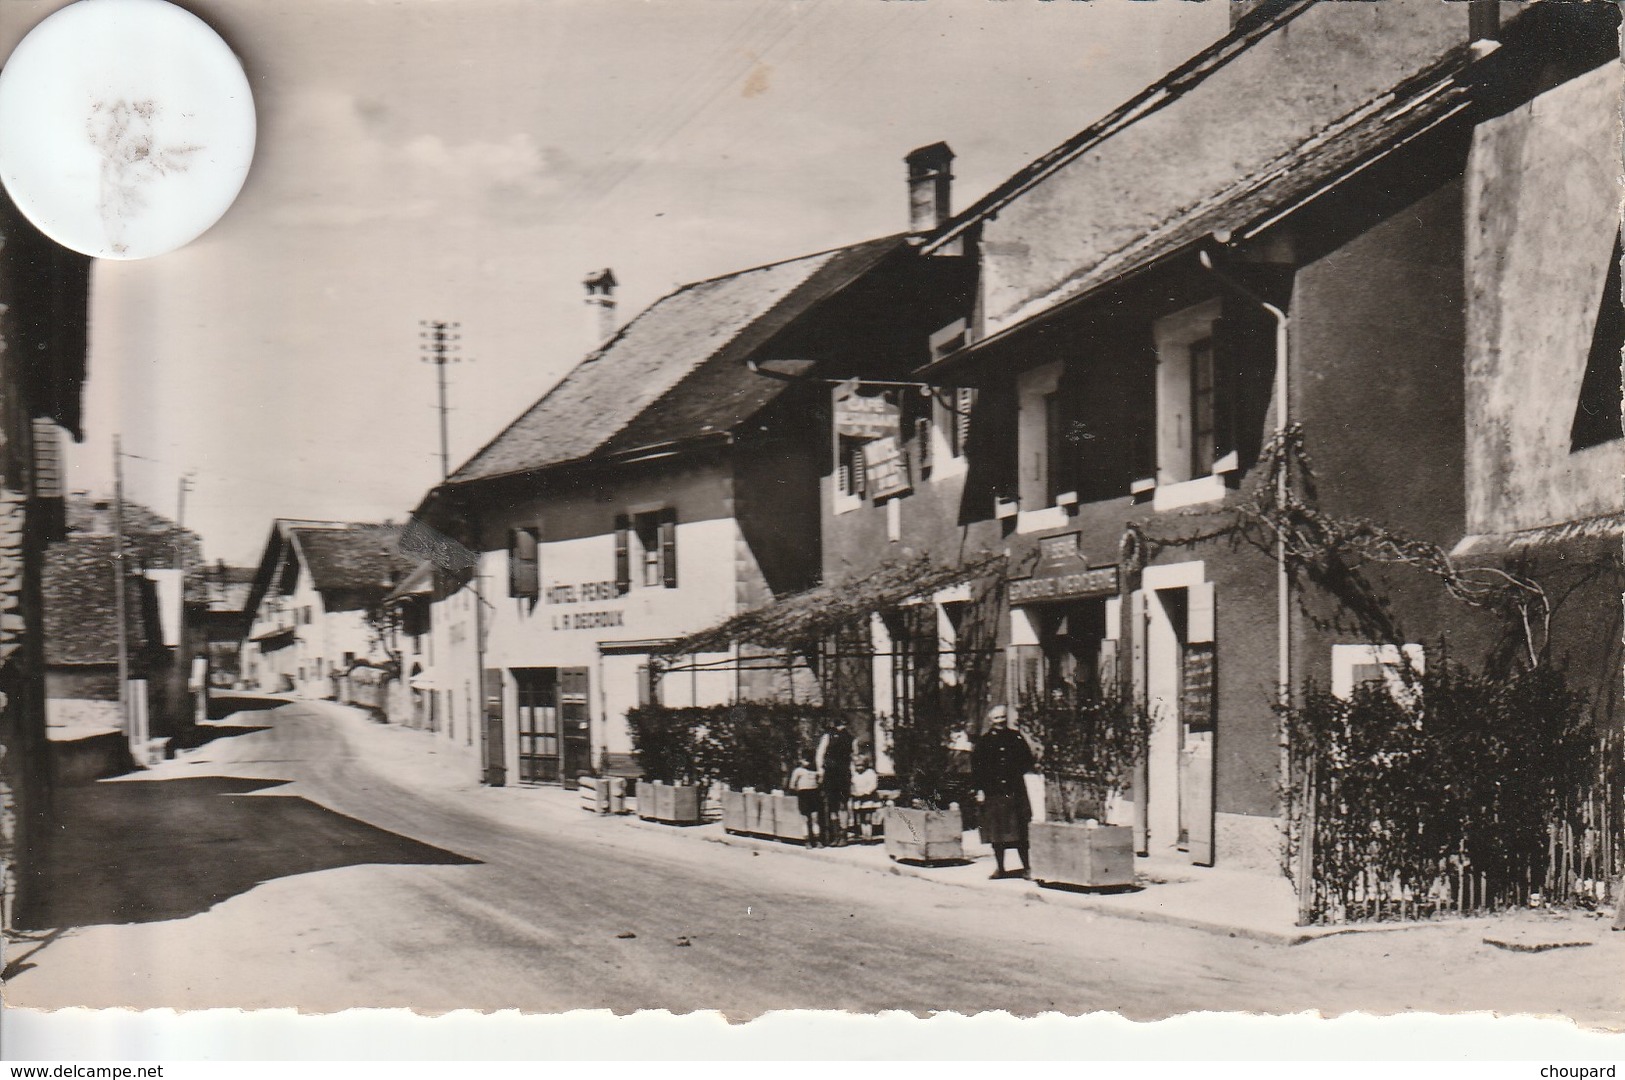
508;526;540;599
1571;235;1623;452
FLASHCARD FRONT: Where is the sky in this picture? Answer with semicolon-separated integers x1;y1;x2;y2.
0;0;1229;565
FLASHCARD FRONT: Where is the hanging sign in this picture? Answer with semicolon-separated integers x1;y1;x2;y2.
834;388;899;440
864;436;911;500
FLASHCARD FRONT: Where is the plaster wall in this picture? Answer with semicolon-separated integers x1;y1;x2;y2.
1464;61;1625;535
978;0;1465;338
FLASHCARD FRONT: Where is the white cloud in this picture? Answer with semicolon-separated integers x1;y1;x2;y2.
261;90;578;227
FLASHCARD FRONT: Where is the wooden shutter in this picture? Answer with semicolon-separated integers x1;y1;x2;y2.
614;514;630;595
915;416;932;479
509;528;538;599
1213;306;1276;470
953;387;974;458
659;509;678;589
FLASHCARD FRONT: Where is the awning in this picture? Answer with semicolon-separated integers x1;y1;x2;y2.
662;553;1005;656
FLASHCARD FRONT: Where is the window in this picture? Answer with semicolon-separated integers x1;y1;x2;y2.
509;526;540;599
1151;299;1273;509
628;509;677;589
1571;234;1623;452
1332;644;1425;707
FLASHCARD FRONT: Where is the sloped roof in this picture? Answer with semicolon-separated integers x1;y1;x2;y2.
42;536;151;665
447;235;904;485
288;525;416;594
921;41;1477;374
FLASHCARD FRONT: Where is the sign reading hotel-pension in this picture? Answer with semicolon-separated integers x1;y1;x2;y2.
835;390;899;439
545;579;624;631
1008;565;1119;604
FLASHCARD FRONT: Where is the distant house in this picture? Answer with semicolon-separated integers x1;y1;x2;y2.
189;562;255;688
240;520;417;698
41;533;165;778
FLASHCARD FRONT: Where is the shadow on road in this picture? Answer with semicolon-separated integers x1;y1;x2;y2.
16;775;480;931
206;693;294;721
166;723;272;752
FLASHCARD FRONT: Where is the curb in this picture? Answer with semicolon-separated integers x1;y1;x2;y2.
630;811;1323;946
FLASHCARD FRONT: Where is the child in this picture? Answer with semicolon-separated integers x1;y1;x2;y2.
789;752;822;846
850;754;881;841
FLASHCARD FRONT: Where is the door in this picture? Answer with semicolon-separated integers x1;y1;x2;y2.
481;668;506;787
559;666;591;788
514;668;559;783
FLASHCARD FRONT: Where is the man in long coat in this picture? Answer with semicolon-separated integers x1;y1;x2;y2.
972;704;1034;879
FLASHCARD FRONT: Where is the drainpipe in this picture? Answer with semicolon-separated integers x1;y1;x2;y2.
1197;248;1300;909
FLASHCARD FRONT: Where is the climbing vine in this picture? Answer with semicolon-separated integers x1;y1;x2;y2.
1128;424;1552;665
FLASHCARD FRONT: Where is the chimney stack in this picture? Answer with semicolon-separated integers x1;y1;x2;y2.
906;142;954;234
583;268;617;347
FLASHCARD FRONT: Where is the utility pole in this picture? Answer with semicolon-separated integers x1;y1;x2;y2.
174;471;192;624
419;320;464;481
112;436;129;747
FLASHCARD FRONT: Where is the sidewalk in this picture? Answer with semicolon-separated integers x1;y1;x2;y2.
278;703;1617;950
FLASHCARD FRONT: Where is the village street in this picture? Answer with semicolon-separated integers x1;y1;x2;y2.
4;698;1621;1024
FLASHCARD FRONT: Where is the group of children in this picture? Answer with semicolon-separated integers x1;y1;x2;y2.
788;751;881;847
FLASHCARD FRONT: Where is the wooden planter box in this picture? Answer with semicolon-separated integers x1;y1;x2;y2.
721;788;750;833
636;781;703;825
747;790;775;836
1029;821;1135;889
883;806;964;863
770;793;809;842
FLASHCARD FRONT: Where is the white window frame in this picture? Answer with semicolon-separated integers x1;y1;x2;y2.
1331;643;1426;706
1015;361;1066;532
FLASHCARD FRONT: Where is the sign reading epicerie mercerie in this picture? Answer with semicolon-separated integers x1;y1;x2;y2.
1009;535;1119;604
545;580;625;630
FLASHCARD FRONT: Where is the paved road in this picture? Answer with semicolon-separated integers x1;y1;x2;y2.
8;699;1622;1022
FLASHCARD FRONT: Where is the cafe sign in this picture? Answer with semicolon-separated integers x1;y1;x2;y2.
834;386;899;440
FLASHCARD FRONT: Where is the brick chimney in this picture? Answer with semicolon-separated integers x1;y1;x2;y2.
906;142;954;234
583;268;617;347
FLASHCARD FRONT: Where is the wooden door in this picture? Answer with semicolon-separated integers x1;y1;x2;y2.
514;668;559;782
559;666;591;788
482;668;506;787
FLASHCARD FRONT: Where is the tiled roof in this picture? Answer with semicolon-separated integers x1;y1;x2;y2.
447;235;905;484
42;536;151;665
288;525;417;594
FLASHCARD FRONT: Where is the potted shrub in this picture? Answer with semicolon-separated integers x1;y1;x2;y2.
1020;682;1151;889
626;704;707;825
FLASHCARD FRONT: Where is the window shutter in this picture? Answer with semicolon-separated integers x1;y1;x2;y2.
1213;307;1276;470
660;509;678;589
915;417;932;479
953;387;974;458
852;445;867;496
509;528;539;599
614;514;631;596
